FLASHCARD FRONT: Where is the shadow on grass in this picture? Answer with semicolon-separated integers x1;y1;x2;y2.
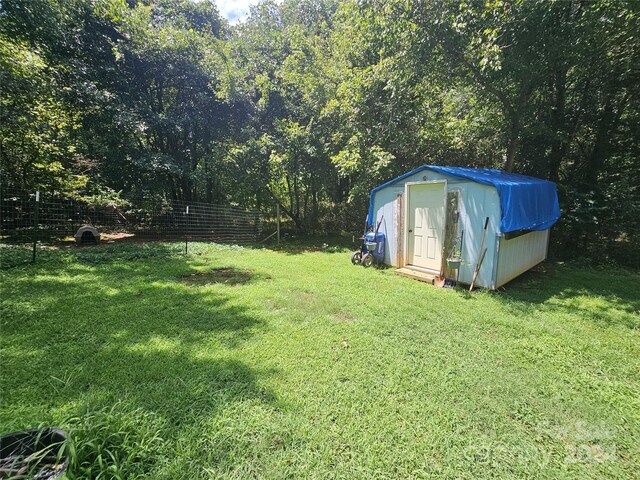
488;263;640;329
1;253;282;475
246;235;355;256
0;237;354;270
0;244;38;269
0;242;187;270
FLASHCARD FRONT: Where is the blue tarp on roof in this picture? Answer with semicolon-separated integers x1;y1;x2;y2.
368;165;561;233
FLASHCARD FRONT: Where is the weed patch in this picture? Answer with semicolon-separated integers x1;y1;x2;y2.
64;403;165;479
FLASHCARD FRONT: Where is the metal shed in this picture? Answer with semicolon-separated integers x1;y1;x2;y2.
368;165;561;289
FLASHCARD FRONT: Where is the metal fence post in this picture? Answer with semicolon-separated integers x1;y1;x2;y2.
185;205;189;254
32;191;40;263
276;203;281;244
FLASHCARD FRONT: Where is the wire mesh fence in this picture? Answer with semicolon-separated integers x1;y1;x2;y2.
0;191;268;249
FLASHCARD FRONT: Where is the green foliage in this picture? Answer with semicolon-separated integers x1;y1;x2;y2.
0;34;84;194
0;0;638;261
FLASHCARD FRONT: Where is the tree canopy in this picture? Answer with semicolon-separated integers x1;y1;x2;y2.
1;0;638;261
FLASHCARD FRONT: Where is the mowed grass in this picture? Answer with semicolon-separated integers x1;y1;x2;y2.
1;241;638;479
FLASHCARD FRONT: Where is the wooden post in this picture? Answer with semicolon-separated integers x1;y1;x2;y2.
276;203;281;244
32;191;40;264
443;191;460;280
396;193;404;267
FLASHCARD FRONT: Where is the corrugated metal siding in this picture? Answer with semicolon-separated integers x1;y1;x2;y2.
495;230;549;287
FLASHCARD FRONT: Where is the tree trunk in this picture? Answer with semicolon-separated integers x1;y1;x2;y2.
285;175;294;214
549;67;567;182
312;189;319;232
504;119;520;172
503;84;532;172
205;157;213;204
267;189;304;231
583;92;628;187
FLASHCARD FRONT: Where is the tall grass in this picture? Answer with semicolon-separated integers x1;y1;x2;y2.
64;403;165;480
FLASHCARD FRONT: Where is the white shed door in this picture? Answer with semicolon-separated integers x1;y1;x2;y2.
407;183;445;271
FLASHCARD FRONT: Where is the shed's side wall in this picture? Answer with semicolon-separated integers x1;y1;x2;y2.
370;185;402;265
453;181;501;289
495;230;549;288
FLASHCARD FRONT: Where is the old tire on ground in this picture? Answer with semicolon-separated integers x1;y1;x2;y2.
0;428;68;479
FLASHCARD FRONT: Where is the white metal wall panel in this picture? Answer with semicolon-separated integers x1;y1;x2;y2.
372;170;502;289
371;187;400;265
372;170;452;265
453;182;501;289
495;230;549;287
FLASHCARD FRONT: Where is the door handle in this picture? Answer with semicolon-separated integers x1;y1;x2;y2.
409;229;413;232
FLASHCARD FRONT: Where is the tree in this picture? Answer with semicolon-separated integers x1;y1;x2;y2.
0;0;637;262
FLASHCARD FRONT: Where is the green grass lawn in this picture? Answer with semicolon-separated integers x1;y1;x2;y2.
1;242;639;479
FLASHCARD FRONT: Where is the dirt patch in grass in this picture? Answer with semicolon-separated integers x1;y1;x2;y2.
333;312;355;323
297;290;318;301
101;232;137;242
180;267;264;286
